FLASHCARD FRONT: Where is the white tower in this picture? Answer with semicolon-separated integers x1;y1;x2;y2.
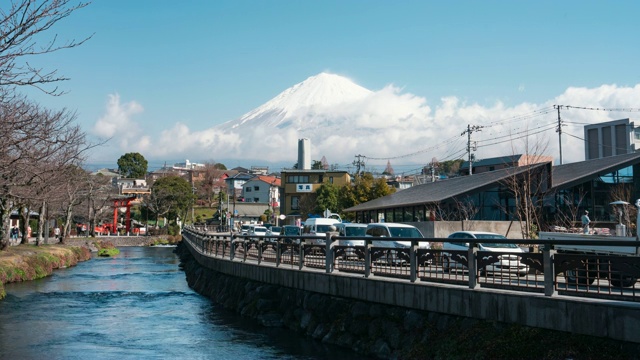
298;138;311;170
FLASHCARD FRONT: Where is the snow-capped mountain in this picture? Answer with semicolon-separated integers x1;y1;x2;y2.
216;72;373;132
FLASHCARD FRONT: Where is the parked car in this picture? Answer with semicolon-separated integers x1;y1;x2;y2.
266;226;282;242
365;223;430;249
365;223;430;264
442;231;528;276
281;225;302;244
334;223;367;259
242;224;268;240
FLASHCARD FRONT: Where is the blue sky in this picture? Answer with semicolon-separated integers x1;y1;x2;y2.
22;1;640;171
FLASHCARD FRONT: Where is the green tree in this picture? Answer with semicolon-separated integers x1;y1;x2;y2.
315;182;341;215
148;176;194;225
337;173;395;213
117;152;148;179
312;160;324;170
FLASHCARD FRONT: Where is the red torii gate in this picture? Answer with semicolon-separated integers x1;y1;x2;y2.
112;196;137;234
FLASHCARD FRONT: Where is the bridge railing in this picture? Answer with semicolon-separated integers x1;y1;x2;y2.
182;226;640;302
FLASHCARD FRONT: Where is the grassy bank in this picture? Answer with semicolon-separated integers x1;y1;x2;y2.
0;244;92;299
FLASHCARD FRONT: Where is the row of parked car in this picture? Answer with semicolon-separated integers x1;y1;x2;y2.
239;220;529;275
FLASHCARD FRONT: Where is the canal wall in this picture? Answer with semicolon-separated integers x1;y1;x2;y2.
177;241;640;359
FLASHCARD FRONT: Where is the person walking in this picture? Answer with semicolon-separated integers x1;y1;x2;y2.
10;226;19;243
54;227;61;242
581;210;591;234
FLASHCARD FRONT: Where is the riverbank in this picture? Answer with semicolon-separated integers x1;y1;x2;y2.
0;244;92;299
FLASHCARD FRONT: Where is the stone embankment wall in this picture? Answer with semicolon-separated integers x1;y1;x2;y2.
176;241;640;359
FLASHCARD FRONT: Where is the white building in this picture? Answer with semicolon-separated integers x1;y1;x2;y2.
241;175;281;207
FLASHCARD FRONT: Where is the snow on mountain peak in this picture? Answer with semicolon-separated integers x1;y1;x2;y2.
217;72;373;130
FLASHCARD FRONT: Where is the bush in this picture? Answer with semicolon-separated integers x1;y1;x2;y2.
168;223;180;236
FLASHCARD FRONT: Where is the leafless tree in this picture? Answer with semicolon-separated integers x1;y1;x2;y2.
0;0;92;95
0;98;93;248
497;132;552;239
551;191;587;233
0;0;93;249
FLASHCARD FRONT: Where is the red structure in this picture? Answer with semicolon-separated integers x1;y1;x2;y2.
112;196;137;234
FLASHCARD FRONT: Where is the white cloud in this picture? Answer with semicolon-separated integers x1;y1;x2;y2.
93;83;640;170
92;94;144;138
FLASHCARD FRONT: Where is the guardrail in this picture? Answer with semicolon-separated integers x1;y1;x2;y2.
182;225;640;302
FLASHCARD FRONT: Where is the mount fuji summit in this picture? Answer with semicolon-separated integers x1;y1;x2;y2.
211;72;433;165
216;72;373;134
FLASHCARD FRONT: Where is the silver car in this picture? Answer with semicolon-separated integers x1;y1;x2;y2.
443;231;528;276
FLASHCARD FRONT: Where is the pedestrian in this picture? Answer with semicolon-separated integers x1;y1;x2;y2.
54;227;61;242
10;226;18;242
581;210;591;234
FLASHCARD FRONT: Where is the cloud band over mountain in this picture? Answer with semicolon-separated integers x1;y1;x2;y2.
90;73;640;170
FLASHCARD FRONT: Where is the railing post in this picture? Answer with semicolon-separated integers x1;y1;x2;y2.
365;239;372;278
543;243;557;297
325;233;333;273
230;238;235;261
410;240;417;283
468;242;479;289
258;239;263;265
298;240;304;270
276;240;281;267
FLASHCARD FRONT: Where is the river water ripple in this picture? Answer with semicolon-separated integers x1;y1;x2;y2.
0;246;362;360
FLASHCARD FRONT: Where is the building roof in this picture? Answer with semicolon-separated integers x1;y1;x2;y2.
346;152;640;213
552;151;640;189
346;163;548;212
459;155;525;170
251;175;281;187
223;203;270;217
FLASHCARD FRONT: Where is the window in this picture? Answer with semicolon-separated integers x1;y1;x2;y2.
254;186;260;191
254;198;259;203
245;187;251;192
291;196;300;210
287;175;310;184
329;177;334;183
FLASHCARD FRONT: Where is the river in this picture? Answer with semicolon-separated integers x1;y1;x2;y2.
0;246;364;359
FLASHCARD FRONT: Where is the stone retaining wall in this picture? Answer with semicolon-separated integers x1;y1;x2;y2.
176;242;640;359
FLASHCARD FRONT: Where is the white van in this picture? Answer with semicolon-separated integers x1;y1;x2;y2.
302;218;340;245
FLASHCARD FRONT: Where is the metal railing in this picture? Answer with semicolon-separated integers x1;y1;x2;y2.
183;226;640;302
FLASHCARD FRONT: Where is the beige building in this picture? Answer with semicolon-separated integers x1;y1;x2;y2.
280;169;351;224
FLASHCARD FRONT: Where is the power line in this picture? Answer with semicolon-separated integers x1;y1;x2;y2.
564;105;640;112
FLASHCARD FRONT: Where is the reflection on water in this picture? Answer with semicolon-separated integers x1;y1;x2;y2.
0;247;363;360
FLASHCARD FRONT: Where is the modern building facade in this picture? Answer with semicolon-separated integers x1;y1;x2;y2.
345;152;640;234
584;118;640;160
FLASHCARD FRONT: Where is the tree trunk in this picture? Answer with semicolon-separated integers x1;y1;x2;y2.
20;206;29;245
0;199;10;250
36;202;46;246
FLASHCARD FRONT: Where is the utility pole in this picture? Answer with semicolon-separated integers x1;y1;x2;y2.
554;105;564;165
461;124;483;175
352;154;365;176
429;157;438;182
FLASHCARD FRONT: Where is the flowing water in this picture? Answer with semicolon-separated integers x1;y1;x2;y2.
0;246;363;359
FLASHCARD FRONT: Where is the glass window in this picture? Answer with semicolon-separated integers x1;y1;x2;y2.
291;196;299;210
245;187;251;192
254;186;260;191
